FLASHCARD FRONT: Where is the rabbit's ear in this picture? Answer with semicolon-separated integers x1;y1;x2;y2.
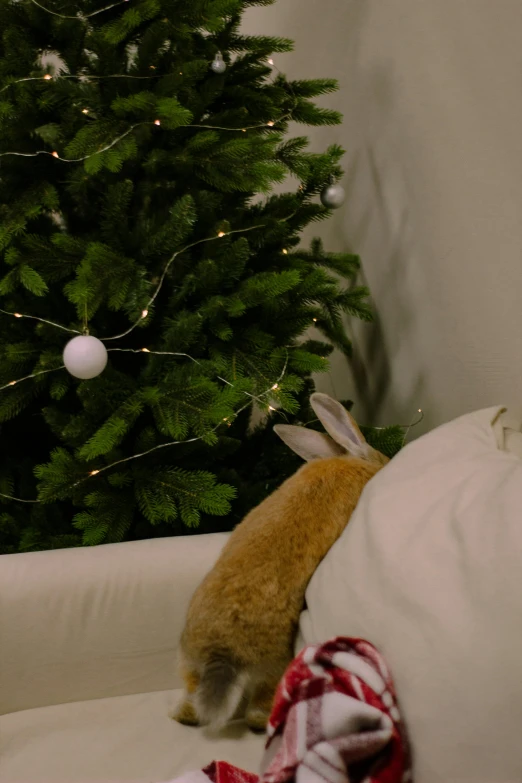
310;392;369;459
273;424;345;462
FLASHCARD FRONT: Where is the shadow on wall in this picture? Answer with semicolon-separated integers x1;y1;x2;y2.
243;0;429;433
344;142;426;431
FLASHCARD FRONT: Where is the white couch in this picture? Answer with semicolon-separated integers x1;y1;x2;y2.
4;407;522;783
0;533;266;782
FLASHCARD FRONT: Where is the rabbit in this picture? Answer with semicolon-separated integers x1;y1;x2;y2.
170;392;389;733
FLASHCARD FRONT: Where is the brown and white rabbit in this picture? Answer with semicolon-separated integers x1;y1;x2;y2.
171;392;389;733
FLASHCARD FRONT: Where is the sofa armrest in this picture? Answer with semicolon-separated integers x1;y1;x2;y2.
0;532;229;715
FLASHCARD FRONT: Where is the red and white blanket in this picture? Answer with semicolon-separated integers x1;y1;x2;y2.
168;637;411;783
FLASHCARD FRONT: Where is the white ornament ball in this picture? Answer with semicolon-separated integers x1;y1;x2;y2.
63;335;108;380
211;52;227;74
320;183;346;209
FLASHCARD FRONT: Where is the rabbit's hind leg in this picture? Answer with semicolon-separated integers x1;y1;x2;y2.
169;666;200;726
246;660;288;733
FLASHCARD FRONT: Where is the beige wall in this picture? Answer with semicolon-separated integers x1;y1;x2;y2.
243;0;522;434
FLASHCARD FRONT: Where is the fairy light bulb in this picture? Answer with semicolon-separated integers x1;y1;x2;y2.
90;470;100;475
141;347;150;353
267;58;274;66
267;121;275;127
282;249;288;254
154;119;161;126
82;108;89;114
217;231;226;238
272;383;279;390
43;74;52;80
9;381;16;386
52;151;59;158
14;312;23;318
312;317;318;322
141;309;148;318
268;405;275;412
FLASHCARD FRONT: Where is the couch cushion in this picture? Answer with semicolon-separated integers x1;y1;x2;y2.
299;406;522;783
0;533;229;715
0;689;264;782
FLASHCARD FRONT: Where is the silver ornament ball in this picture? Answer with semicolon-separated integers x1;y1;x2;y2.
320;183;346;209
211;52;227;74
63;334;108;380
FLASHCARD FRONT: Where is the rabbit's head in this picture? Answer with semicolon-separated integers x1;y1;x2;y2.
274;393;389;467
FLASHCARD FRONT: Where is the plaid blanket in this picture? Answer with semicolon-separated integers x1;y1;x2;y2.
168;637;411;783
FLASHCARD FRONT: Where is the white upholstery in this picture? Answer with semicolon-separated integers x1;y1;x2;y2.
0;690;263;783
300;406;522;783
0;532;265;781
1;533;231;715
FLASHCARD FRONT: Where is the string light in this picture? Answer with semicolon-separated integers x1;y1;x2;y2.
271;383;279;390
312;317;318;322
68;354;289;488
0;73;165;97
1;226;268;347
0;353;289;502
0;308;81;335
282;249;288;254
0;111;296;162
0;123;145;162
102;224;265;341
106;346;280;410
402;409;425;446
267;58;274;66
268;405;276;411
0;365;66;393
29;0;131;19
1;49;298;172
217;231;226;238
82;108;89;114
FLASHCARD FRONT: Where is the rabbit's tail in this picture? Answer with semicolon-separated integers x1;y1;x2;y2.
195;651;246;729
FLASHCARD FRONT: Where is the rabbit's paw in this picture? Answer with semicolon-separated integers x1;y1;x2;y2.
169;700;200;727
245;707;269;733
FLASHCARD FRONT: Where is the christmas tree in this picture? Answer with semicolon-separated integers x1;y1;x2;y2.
0;0;401;554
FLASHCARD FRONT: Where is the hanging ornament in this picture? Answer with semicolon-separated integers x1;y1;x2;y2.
320;182;346;209
63;335;108;379
211;52;227;74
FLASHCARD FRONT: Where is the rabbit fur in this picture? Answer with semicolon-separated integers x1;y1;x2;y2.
171;392;389;733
